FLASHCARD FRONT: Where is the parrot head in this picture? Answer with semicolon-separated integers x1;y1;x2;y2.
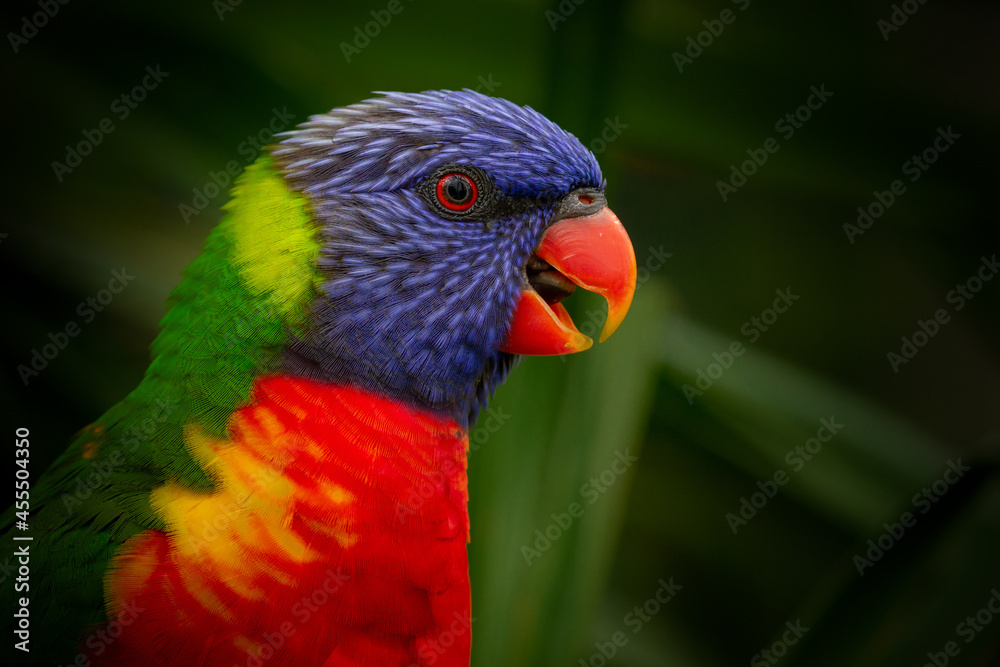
269;90;636;425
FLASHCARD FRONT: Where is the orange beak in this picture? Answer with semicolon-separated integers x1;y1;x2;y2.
500;206;637;356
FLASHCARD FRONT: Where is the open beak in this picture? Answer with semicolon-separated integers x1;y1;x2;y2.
501;206;636;356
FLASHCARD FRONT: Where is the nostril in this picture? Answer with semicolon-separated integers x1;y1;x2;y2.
578;194;593;205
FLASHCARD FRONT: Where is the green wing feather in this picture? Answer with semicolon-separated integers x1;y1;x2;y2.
2;156;321;662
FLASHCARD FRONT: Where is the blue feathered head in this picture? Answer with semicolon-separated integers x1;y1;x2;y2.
271;90;634;426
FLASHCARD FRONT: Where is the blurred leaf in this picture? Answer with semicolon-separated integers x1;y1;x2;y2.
469;283;666;667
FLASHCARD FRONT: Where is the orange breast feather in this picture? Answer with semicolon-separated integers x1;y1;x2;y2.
89;375;472;667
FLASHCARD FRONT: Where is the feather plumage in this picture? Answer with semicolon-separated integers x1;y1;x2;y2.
3;89;615;666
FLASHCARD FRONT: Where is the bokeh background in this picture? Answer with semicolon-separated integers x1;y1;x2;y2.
3;1;999;665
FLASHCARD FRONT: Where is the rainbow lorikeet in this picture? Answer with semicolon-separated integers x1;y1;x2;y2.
6;90;636;666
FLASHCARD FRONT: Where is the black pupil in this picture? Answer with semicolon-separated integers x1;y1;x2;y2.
444;176;471;204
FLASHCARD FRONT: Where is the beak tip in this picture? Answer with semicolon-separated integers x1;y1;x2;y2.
597;273;637;344
597;310;626;343
573;335;594;352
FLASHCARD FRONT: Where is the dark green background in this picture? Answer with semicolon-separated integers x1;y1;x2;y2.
3;1;999;665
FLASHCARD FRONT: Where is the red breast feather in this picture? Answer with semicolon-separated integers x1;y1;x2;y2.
90;375;471;667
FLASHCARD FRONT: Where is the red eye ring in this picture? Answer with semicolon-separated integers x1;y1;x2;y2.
435;172;478;212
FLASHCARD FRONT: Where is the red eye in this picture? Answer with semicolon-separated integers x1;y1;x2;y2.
435;172;478;212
